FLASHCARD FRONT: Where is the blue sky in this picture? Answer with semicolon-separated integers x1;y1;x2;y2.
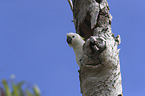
0;0;145;96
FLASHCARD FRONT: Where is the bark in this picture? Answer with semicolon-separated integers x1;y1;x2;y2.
68;0;122;96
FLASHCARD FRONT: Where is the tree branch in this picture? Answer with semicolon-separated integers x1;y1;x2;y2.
67;0;73;11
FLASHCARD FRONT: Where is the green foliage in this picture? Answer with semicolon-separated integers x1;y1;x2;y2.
0;79;41;96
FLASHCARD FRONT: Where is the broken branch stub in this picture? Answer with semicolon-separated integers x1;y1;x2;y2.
80;28;122;96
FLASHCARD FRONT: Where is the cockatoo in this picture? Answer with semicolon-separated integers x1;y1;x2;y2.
66;33;85;67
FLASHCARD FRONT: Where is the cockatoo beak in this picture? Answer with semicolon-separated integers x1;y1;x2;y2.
67;36;72;44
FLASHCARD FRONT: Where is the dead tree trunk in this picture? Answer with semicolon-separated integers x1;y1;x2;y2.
68;0;123;96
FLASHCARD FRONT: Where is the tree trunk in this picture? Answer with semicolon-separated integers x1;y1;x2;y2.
68;0;123;96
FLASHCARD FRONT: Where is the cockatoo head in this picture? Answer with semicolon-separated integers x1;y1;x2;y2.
66;33;84;47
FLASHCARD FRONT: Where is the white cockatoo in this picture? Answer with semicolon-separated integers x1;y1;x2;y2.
66;33;85;67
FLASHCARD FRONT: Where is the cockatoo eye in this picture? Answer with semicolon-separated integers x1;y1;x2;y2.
72;35;75;38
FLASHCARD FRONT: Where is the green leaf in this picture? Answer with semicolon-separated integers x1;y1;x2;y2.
2;79;12;96
33;85;40;96
12;82;19;96
17;81;25;88
17;81;25;96
25;89;33;96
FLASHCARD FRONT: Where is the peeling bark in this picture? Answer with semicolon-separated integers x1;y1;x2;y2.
68;0;122;96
